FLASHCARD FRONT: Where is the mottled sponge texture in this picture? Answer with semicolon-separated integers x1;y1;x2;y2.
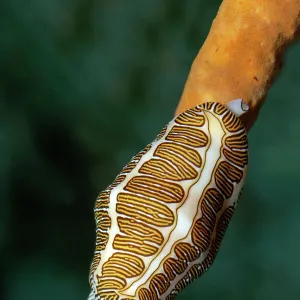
176;0;300;131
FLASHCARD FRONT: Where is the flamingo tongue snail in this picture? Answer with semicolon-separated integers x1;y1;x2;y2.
88;99;249;300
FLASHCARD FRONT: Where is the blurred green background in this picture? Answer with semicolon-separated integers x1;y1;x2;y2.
1;0;300;299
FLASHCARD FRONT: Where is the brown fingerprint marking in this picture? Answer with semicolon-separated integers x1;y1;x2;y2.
213;102;227;115
159;188;224;291
222;111;244;132
150;273;170;296
215;161;243;198
199;207;216;231
203;188;225;212
113;234;159;256
113;216;164;256
223;130;248;168
174;243;200;262
139;158;197;181
94;189;110;210
110;174;127;188
170;259;187;276
225;131;248;150
163;258;177;281
98;276;126;290
154;142;202;168
194;189;224;249
213;103;245;133
117;193;174;227
199;102;214;110
95;230;109;251
102;252;144;278
175;110;205;127
99;290;119;300
121;144;152;174
166;125;209;148
89;254;101;286
223;148;248;168
217;161;243;183
172;255;212;296
94;212;111;230
139;288;158;300
215;206;235;250
90;188;112;284
117;217;164;245
168;205;236;297
154;125;168;142
91;138;149;289
194;189;224;241
200;102;246;134
124;175;184;204
191;218;214;252
98;252;145;299
163;257;187;282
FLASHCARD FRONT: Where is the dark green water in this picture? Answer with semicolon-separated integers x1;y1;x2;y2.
1;0;300;299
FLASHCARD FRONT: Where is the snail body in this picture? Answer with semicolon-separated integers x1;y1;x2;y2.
88;99;249;300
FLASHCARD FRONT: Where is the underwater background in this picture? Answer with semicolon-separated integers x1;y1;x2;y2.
1;0;300;299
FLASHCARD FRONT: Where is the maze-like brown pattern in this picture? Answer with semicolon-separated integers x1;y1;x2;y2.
164;206;236;300
89;144;152;286
89;102;248;300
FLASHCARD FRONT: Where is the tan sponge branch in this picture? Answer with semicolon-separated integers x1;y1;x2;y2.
176;0;300;131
